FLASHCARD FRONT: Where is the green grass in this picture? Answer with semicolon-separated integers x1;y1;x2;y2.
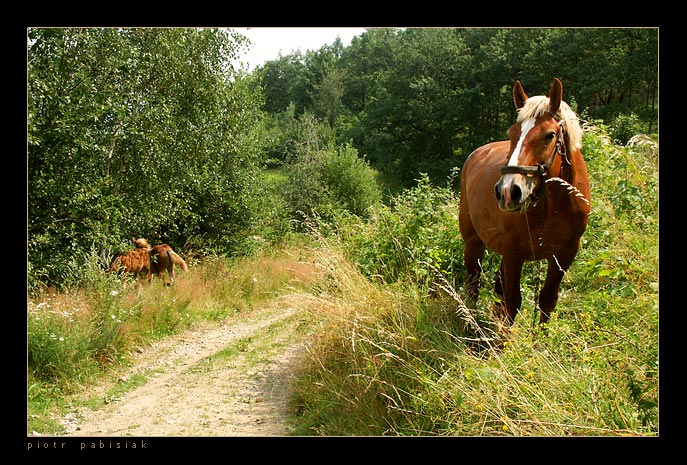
287;125;658;436
26;242;322;435
189;310;309;375
26;124;657;437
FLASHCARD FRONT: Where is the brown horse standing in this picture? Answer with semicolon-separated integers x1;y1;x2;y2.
109;237;154;281
459;78;591;326
109;237;187;285
150;243;188;286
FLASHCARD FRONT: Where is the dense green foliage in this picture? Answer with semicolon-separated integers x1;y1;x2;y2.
257;28;657;186
27;27;657;293
337;173;463;288
28;28;264;289
280;112;381;222
27;27;658;436
291;125;658;436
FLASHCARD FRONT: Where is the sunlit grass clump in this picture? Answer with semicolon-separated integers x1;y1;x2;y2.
288;125;657;436
26;242;322;434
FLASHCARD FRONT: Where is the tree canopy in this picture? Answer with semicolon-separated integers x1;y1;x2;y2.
27;27;658;290
28;28;265;286
255;27;658;186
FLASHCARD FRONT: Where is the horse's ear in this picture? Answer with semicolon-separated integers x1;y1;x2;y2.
548;78;563;115
131;237;136;244
513;80;528;109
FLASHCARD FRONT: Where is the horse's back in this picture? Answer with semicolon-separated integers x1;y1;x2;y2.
459;140;520;255
109;248;151;274
461;141;510;195
460;140;509;223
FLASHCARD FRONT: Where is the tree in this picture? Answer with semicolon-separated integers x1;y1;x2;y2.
256;27;657;189
28;27;265;288
258;53;308;114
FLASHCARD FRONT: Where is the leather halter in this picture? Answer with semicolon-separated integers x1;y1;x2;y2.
500;113;569;180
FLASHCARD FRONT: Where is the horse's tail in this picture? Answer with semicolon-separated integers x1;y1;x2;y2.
169;250;189;272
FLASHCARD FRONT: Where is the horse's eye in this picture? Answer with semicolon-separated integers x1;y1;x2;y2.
544;133;555;144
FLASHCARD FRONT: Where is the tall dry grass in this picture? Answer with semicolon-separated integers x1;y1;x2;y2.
287;127;658;436
288;233;657;436
27;242;323;434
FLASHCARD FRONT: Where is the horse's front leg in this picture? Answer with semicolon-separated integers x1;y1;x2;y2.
538;247;577;324
494;256;523;326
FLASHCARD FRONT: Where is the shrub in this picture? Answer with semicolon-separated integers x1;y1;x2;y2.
341;173;463;291
319;143;382;218
610;112;642;145
283;114;382;223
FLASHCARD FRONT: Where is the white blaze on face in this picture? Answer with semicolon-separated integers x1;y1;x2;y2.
507;117;535;166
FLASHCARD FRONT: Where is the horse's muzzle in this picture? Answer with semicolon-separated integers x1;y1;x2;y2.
494;174;537;212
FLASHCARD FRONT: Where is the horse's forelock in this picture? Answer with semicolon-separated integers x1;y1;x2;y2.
516;95;582;151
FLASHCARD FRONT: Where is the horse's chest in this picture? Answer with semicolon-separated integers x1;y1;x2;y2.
476;207;582;259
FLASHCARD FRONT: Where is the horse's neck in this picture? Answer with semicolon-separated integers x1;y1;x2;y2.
554;145;585;184
546;148;591;213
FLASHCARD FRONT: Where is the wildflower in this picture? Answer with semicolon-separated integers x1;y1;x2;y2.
110;290;119;296
500;417;509;432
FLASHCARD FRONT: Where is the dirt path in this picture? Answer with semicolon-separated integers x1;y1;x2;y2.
59;303;308;437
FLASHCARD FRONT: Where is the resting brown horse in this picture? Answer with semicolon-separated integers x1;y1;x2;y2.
459;78;591;326
109;237;188;285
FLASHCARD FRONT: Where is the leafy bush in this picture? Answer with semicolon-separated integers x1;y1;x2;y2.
319;143;382;217
610;112;642;145
283;113;381;223
341;173;463;290
28;28;267;291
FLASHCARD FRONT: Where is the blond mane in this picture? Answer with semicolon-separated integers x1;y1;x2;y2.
516;95;583;151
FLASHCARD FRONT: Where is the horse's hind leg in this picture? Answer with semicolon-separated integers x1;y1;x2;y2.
495;256;523;326
166;252;175;286
463;239;486;309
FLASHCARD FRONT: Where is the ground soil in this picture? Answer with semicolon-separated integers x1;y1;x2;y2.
58;303;308;437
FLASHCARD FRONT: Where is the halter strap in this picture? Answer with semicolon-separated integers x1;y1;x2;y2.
500;164;546;176
500;122;568;178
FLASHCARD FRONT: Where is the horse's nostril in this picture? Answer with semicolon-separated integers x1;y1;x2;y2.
511;185;522;203
494;183;502;201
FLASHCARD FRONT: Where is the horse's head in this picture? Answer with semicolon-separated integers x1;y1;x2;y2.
132;237;152;250
494;78;567;212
